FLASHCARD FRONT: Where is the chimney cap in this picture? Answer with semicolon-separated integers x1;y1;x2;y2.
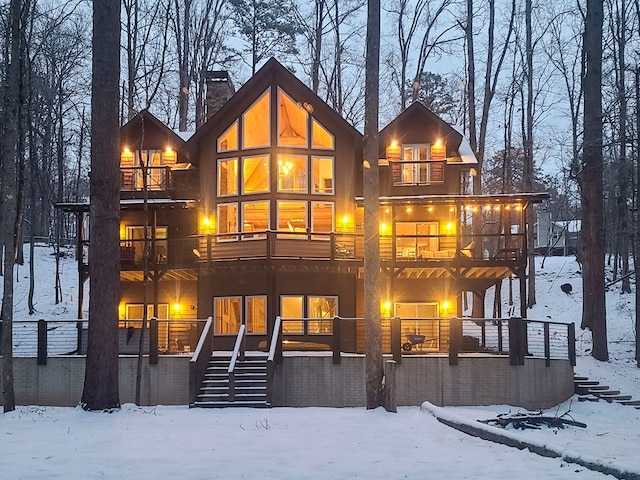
204;70;234;91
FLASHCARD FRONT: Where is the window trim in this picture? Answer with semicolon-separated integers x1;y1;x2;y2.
241;154;271;195
216;202;239;241
241;200;270;240
217;157;239;197
311;156;334;195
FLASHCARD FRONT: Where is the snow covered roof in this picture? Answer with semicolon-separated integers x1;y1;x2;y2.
174;130;195;142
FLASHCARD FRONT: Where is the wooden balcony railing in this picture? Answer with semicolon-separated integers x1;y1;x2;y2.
119;230;527;268
121;166;173;192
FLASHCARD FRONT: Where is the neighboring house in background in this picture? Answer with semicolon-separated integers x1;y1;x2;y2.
535;210;579;256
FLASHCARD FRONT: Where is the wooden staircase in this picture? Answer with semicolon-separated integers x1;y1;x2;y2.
574;375;640;408
191;353;271;408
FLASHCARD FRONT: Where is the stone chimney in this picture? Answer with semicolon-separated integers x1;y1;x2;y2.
205;71;235;121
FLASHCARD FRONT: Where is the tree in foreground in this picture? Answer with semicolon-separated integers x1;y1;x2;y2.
81;0;121;410
363;0;383;409
579;0;607;361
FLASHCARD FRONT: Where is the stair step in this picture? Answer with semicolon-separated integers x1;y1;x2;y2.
578;394;600;402
605;395;633;402
192;401;271;408
586;385;609;391
573;375;589;382
618;399;640;406
575;380;599;386
593;390;620;397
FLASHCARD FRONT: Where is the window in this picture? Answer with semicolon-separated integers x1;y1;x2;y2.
214;297;242;334
242;201;269;238
242;155;270;194
278;201;307;237
277;154;307;193
308;296;336;334
124;304;170;350
311;202;334;237
311;156;334;194
124;304;169;320
242;89;270;149
278;88;308;147
395;222;439;259
217;121;238;152
281;296;304;334
246;296;267;334
312;119;334;149
217;158;238;196
217;203;238;240
396;144;445;185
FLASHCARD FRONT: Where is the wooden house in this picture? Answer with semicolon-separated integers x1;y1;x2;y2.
116;58;547;355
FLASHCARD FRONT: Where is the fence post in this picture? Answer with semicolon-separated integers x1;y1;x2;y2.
391;316;401;365
149;317;158;365
568;323;576;366
508;317;523;366
76;321;83;354
448;318;461;366
332;316;341;364
37;319;47;365
383;360;397;413
544;322;551;367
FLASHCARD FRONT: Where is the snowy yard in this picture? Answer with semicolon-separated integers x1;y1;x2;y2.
1;245;639;479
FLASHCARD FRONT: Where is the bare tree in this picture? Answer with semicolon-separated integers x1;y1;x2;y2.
580;0;608;361
81;0;121;410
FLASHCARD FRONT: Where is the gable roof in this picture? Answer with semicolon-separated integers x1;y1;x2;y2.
378;102;477;165
185;58;363;156
121;110;187;151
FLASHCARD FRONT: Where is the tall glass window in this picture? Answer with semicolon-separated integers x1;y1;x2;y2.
242;89;270;149
217;121;238;152
311;156;334;194
242;201;269;238
217;158;238;196
278;88;308;147
281;296;304;334
242;155;270;194
214;297;242;334
246;296;267;334
217;203;238;240
277;154;307;193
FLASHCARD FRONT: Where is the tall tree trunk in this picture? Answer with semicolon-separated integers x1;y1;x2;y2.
580;0;607;361
364;0;382;410
524;0;535;309
82;0;121;410
0;0;26;414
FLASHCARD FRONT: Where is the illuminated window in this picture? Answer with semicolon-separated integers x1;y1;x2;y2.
278;88;308;147
242;155;270;194
308;296;337;334
214;297;242;334
278;201;307;237
395;222;439;259
311;118;334;149
281;296;303;334
311;202;334;237
217;121;238;152
246;296;267;334
396;144;444;185
242;89;270;149
242;201;269;238
277;154;307;193
217;158;238;196
134;150;168;190
311;156;334;194
216;203;238;240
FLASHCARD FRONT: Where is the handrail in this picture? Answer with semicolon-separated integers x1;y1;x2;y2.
227;324;246;402
266;316;283;404
189;316;213;405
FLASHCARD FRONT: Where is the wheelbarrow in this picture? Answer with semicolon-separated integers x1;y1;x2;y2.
402;334;426;352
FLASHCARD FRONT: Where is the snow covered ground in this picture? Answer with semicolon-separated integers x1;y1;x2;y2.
1;244;639;479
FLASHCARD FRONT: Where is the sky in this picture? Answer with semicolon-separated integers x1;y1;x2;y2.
1;245;639;479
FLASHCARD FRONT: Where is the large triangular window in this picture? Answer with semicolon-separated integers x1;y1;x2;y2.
278;88;308;147
312;118;334;150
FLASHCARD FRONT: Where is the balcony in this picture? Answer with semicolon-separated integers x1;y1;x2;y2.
121;166;173;193
118;230;527;270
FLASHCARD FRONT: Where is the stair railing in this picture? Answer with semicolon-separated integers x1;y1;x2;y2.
228;324;246;402
188;316;213;405
266;316;283;404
